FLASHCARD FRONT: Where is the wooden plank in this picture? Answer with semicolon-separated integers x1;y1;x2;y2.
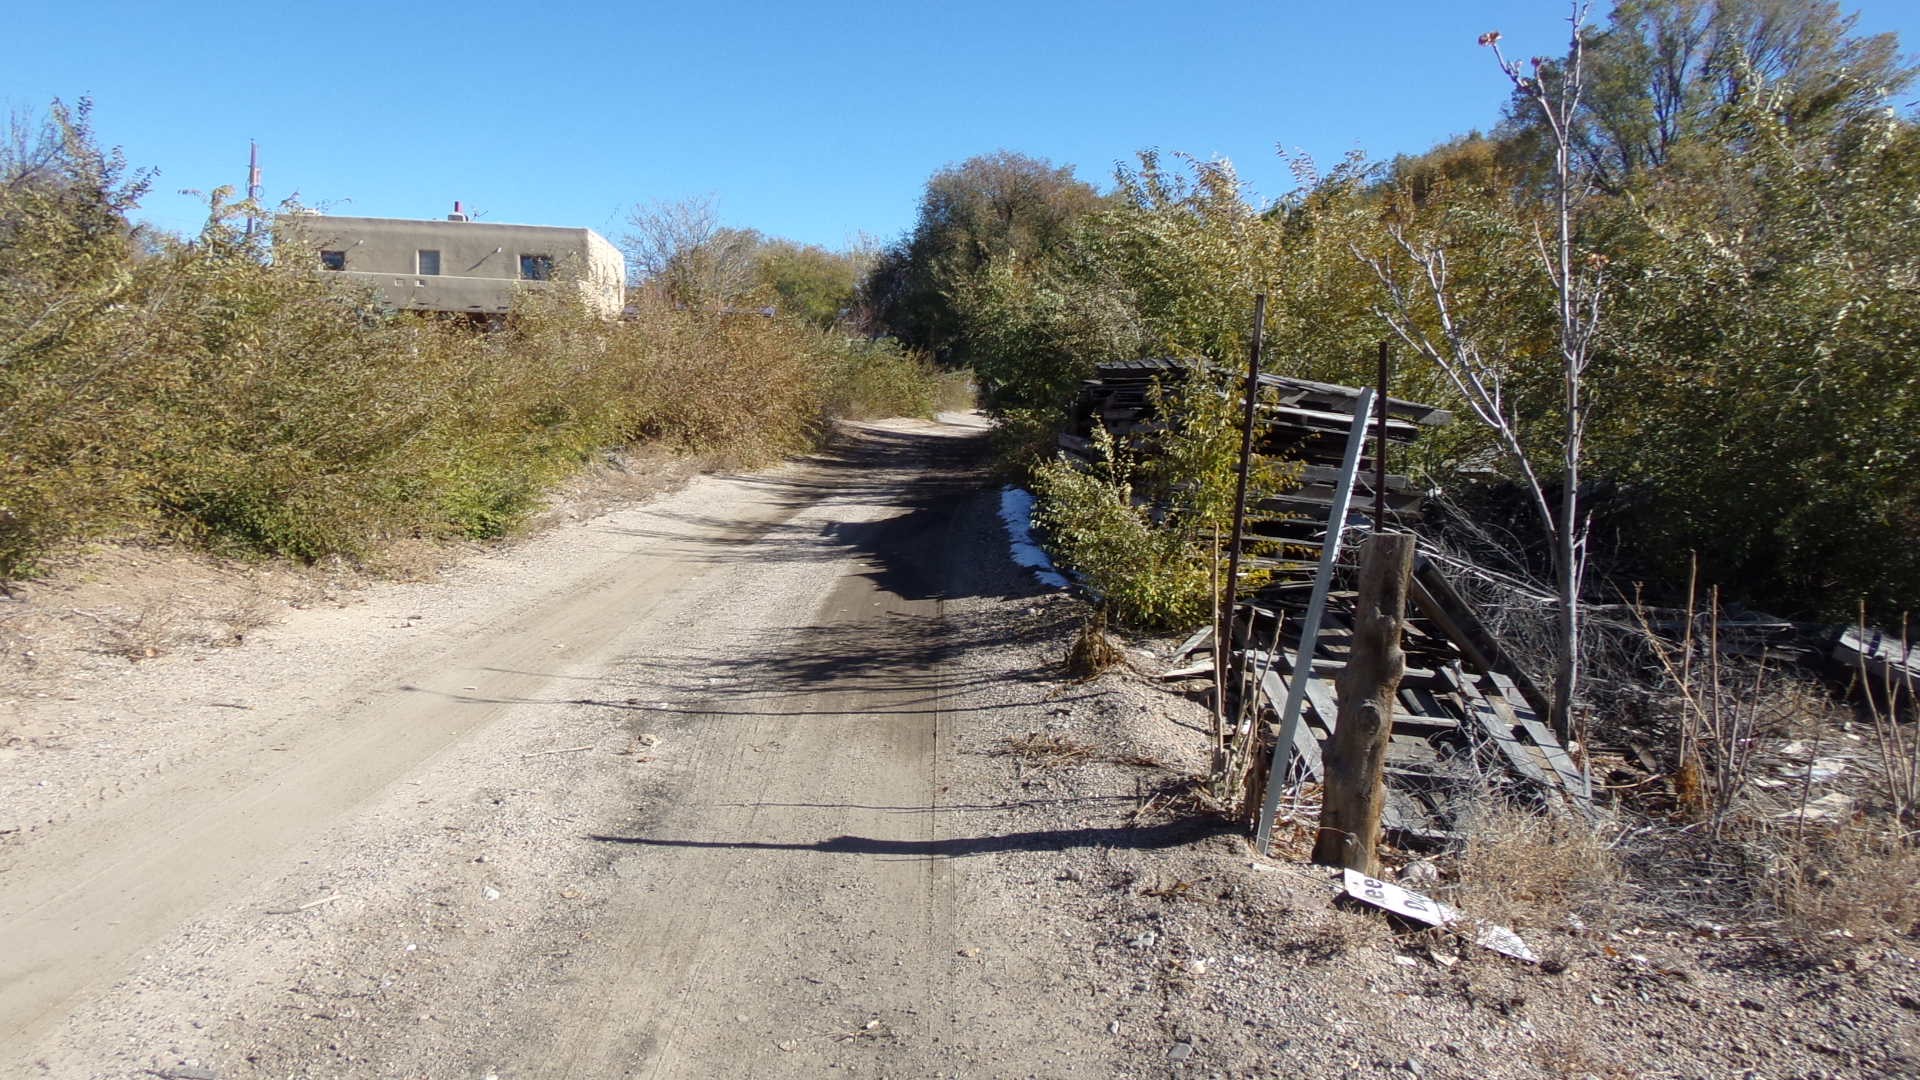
1259;669;1323;778
1171;623;1214;661
1410;559;1556;725
1300;676;1343;738
1443;668;1559;794
1379;789;1420;837
1405;685;1463;723
1488;674;1591;808
1300;464;1415;492
1240;650;1444;688
1257;488;1427;516
1253;372;1456;426
1388;711;1459;733
1260;404;1421;439
1386;732;1442;761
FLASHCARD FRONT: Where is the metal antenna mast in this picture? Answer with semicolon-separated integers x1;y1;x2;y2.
244;141;262;237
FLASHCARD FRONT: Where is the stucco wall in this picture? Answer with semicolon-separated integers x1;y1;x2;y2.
282;214;627;318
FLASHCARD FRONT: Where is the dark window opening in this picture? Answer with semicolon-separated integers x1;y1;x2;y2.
519;254;554;281
417;249;441;275
320;250;346;271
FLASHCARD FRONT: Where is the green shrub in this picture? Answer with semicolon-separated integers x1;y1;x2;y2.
0;103;950;580
817;336;939;422
1028;364;1302;631
1031;428;1212;629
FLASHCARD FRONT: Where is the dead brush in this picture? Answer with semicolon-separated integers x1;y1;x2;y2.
1127;774;1221;826
213;588;277;645
992;730;1099;768
1854;605;1919;826
1064;606;1123;679
74;604;184;661
1768;821;1920;951
1629;574;1783;836
1442;797;1624;932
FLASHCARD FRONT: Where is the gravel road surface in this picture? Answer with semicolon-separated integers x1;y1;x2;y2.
7;413;1917;1080
2;414;1112;1078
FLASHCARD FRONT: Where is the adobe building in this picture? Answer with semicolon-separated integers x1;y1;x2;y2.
284;204;626;318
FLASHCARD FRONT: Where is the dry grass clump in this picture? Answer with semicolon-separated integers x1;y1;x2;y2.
1443;800;1624;932
212;589;278;645
1065;607;1123;678
75;604;185;661
992;730;1099;768
1769;824;1920;950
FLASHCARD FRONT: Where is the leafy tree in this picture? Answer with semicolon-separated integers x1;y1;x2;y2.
950;253;1142;410
1586;88;1920;619
0;99;154;571
753;239;864;328
1;98;152;363
1031;369;1300;629
1505;0;1916;191
865;150;1100;361
1078;152;1284;364
1385;132;1510;205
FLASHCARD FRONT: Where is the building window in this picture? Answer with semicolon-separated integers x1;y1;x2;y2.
320;250;346;271
519;254;554;281
416;249;441;276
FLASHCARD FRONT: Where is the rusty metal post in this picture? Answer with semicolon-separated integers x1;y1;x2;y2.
1220;294;1267;654
1374;341;1389;530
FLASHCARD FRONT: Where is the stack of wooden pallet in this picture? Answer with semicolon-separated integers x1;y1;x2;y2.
1063;359;1593;842
1062;358;1451;529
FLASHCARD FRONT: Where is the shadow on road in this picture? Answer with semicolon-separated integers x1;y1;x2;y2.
588;420;1045;605
585;817;1237;860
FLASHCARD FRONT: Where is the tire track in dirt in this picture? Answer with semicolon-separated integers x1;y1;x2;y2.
0;428;928;1062
490;426;982;1078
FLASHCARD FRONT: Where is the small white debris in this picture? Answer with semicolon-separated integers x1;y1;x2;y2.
1810;757;1848;781
1127;930;1159;949
1342;869;1536;963
1399;859;1440;887
483;886;501;901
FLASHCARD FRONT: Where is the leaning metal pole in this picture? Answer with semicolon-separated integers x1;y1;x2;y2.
1253;389;1376;853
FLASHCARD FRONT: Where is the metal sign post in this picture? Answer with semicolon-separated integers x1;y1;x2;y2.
1253;390;1375;852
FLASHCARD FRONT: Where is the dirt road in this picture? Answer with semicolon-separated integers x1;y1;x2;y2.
1;415;1112;1078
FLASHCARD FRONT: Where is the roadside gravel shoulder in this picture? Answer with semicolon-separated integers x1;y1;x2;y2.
934;580;1920;1079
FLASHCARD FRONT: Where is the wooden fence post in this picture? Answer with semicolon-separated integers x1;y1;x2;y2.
1313;531;1416;874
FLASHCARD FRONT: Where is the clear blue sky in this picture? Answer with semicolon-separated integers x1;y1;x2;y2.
8;1;1917;252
